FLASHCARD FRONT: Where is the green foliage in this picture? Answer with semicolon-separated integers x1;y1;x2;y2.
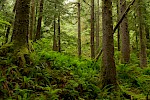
0;44;101;99
0;19;11;26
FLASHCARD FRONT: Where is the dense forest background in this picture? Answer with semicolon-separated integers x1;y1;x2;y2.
1;0;150;99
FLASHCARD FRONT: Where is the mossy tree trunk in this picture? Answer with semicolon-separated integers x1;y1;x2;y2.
101;0;118;91
12;0;30;67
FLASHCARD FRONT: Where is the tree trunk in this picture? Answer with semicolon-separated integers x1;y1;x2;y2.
120;0;130;63
117;0;120;51
53;3;57;51
12;0;30;67
35;0;44;40
90;0;95;59
96;0;100;53
78;0;81;58
58;13;61;52
145;25;150;49
138;0;147;68
134;13;139;50
101;0;117;90
5;26;10;43
13;0;18;13
29;0;35;40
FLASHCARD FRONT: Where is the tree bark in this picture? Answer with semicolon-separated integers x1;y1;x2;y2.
78;0;81;58
90;0;95;59
117;0;120;51
101;0;117;90
113;0;135;33
120;0;130;63
58;13;61;52
138;0;147;68
35;0;44;40
29;0;35;40
13;0;18;13
96;0;100;53
53;3;57;51
12;0;30;67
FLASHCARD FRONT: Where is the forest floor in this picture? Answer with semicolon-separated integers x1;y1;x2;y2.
0;41;150;100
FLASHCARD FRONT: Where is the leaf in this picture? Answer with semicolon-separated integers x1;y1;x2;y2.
0;20;11;26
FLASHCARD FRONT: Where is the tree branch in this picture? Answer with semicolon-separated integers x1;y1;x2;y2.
113;0;136;34
94;0;136;62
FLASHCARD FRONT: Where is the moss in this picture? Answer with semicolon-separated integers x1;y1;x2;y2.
0;43;13;56
16;46;29;67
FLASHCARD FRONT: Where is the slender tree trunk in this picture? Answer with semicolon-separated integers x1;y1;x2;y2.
133;13;138;50
5;26;10;43
145;25;150;49
120;0;130;63
138;0;147;68
78;0;81;57
96;0;100;53
117;0;120;51
101;0;117;90
35;0;44;40
12;0;30;67
29;0;35;40
57;13;61;52
53;3;57;51
90;0;95;59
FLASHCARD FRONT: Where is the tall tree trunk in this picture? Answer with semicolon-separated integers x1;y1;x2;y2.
78;0;81;58
53;3;57;51
138;0;147;68
35;0;44;40
96;0;100;53
133;13;139;50
12;0;30;67
90;0;95;59
29;0;35;40
120;0;130;63
145;25;150;49
101;0;117;90
117;0;120;51
57;13;61;52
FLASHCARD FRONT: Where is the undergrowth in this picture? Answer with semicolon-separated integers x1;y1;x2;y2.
0;41;150;99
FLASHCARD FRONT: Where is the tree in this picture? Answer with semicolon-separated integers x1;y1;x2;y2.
138;0;147;68
12;0;30;66
101;0;117;90
120;0;130;63
53;3;57;51
29;0;35;40
117;0;120;51
90;0;95;59
95;0;100;53
78;0;81;57
35;0;44;40
57;12;61;52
